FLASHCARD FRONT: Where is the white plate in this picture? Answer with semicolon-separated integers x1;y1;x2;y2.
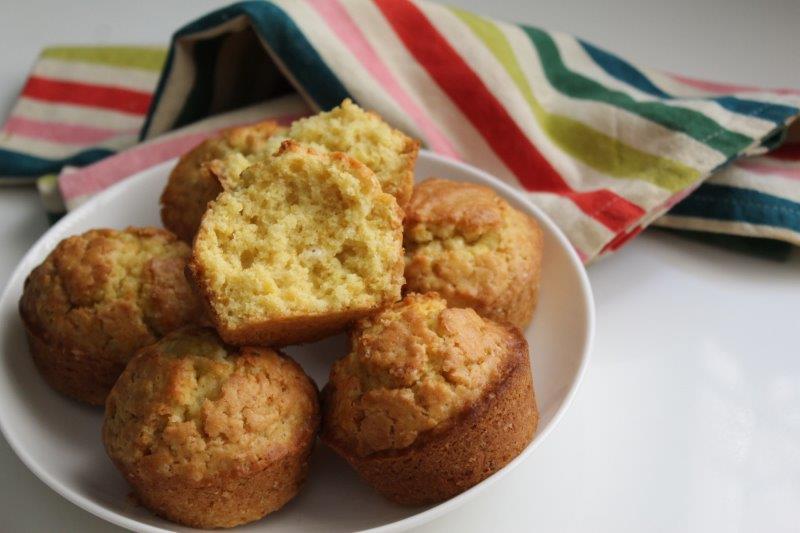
0;150;593;532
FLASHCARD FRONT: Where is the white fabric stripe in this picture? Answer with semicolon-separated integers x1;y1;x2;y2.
1;133;137;158
654;215;800;246
10;97;144;130
530;192;615;257
554;35;778;137
144;38;196;138
705;166;800;203
32;58;160;93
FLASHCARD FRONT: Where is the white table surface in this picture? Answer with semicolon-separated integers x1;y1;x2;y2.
1;1;799;531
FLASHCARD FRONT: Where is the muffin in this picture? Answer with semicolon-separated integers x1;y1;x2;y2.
189;140;404;346
285;98;418;210
103;327;319;528
321;292;538;505
403;178;544;329
19;227;203;405
160;120;285;242
162;100;419;243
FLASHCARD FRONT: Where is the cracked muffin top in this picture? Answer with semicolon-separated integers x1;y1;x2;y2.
322;292;527;457
19;227;203;363
103;327;320;483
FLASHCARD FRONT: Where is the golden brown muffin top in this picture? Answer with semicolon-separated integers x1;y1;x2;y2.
103;327;319;483
323;293;525;457
160;120;285;241
19;227;202;362
403;178;543;325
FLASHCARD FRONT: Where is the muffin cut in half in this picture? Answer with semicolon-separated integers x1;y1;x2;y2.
160;120;285;242
285;98;418;210
19;227;203;405
161;100;419;243
321;292;538;505
189;140;405;346
404;178;544;329
103;327;320;529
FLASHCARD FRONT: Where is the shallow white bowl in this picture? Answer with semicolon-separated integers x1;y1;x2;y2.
0;150;593;532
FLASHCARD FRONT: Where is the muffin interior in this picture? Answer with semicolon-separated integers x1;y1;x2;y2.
287;99;417;204
160;121;285;241
325;293;515;456
193;142;403;325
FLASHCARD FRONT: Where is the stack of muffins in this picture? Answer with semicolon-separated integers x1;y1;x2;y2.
19;99;544;528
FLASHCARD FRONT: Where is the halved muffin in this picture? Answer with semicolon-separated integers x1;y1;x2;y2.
189;140;405;346
19;227;203;405
321;292;538;505
162;100;419;243
404;178;544;329
103;327;319;528
285;98;418;210
160;120;285;242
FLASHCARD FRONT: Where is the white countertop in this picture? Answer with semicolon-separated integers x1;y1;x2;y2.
1;1;799;531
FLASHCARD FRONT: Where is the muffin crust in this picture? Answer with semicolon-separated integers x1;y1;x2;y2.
19;227;202;405
321;293;538;504
404;178;544;329
103;327;320;528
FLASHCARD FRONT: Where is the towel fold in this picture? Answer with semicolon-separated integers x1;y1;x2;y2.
1;0;798;261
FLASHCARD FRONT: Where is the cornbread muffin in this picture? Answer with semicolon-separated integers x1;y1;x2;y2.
190;140;405;346
19;227;203;405
404;178;544;329
321;293;538;505
285;98;418;209
162;101;419;243
103;327;319;528
160;120;285;242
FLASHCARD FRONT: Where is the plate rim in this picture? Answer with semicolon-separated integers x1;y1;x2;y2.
0;149;594;533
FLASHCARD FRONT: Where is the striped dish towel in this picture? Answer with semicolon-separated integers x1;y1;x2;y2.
1;1;798;262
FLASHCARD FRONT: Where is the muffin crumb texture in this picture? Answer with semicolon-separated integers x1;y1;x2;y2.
160;120;285;241
286;99;418;208
191;141;404;343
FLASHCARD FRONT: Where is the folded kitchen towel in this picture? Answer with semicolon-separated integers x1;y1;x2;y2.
2;0;799;261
